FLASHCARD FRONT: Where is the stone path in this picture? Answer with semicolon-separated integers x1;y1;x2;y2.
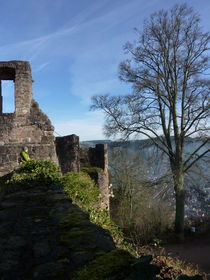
0;185;115;279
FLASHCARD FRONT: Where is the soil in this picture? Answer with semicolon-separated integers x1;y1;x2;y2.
163;233;210;279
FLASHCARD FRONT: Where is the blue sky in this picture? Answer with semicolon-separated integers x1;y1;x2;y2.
1;0;210;140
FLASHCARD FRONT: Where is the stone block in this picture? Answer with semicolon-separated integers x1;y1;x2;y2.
0;61;58;176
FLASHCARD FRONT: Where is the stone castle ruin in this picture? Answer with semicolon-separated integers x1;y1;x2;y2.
56;135;110;209
0;61;58;175
0;61;109;209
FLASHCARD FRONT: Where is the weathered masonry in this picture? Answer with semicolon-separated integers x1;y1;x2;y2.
56;135;110;210
0;60;110;210
0;61;57;176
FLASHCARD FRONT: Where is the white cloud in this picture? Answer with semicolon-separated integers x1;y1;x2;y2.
54;111;105;141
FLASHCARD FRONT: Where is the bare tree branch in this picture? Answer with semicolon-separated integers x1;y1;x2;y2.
91;3;210;235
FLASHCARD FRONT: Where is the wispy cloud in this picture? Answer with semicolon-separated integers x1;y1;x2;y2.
34;62;50;72
0;24;78;60
54;111;105;140
0;0;109;60
2;0;209;140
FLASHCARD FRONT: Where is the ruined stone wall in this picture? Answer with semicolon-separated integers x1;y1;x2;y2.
80;144;110;210
0;60;109;210
88;144;109;210
56;134;80;173
0;61;57;176
56;136;110;210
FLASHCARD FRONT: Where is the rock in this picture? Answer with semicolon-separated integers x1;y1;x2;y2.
33;241;50;258
0;183;116;279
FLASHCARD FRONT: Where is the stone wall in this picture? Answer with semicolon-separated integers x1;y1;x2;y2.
89;144;110;210
56;137;110;210
56;134;80;173
0;61;57;176
0;60;110;210
81;144;110;210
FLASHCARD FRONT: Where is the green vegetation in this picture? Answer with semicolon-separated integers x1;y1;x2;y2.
62;171;136;255
0;159;205;279
81;166;103;175
72;251;163;280
91;3;210;238
4;160;61;188
109;148;174;245
60;211;89;228
72;250;135;280
81;167;103;187
15;159;60;182
62;172;100;212
60;227;93;248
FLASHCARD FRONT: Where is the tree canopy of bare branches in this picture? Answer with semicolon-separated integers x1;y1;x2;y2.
91;4;210;237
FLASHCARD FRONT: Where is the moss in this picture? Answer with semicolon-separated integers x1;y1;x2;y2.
67;227;92;238
76;246;104;255
60;227;93;248
81;167;103;175
72;249;135;280
60;211;89;228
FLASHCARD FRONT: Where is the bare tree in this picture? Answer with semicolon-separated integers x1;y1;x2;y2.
91;4;210;237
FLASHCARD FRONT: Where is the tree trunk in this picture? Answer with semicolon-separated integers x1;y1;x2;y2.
173;168;185;239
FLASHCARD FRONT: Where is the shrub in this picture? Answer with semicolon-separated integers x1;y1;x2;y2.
7;160;61;187
62;172;100;212
130;199;174;245
111;187;174;245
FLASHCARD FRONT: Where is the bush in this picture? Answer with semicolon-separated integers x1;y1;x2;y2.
7;160;61;187
111;187;174;245
132;201;174;245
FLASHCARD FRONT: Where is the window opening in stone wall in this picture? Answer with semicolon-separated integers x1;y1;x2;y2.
0;80;15;113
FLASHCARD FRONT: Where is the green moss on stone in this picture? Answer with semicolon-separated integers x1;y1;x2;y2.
75;245;105;256
68;227;92;238
60;211;89;228
72;249;135;280
60;227;93;248
81;167;103;175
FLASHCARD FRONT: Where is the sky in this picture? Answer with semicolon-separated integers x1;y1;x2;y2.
0;0;210;140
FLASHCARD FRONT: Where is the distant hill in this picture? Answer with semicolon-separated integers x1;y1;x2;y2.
81;138;210;218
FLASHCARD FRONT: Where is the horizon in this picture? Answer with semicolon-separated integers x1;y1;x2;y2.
1;0;210;140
